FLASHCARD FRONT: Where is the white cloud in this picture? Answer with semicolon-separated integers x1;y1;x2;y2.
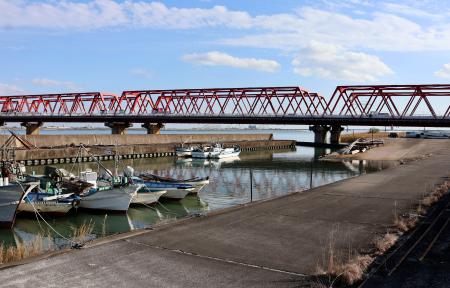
383;3;440;19
0;83;23;95
0;0;251;30
130;68;153;78
32;78;78;90
292;42;393;82
222;7;450;52
182;51;280;72
435;64;450;78
2;1;450;53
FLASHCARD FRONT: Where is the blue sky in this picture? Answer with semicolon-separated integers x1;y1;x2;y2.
1;0;450;115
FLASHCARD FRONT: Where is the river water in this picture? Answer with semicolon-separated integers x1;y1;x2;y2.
0;130;394;248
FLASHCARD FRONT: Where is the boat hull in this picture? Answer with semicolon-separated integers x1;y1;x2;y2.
191;151;211;158
176;151;192;157
176;148;193;157
80;185;141;212
211;151;240;159
161;188;193;199
0;184;25;229
18;202;72;216
132;190;167;205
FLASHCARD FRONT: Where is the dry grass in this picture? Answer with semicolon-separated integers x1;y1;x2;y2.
394;216;417;232
0;219;96;265
421;181;450;208
0;233;54;265
374;233;398;254
315;228;374;286
340;255;373;285
71;220;95;244
340;131;405;143
312;179;450;286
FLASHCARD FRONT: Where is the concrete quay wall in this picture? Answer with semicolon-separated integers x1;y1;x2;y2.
3;133;274;148
13;139;296;166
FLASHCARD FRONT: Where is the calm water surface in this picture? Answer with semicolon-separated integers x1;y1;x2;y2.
0;130;394;248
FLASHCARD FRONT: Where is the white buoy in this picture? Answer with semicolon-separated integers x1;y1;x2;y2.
3;177;8;186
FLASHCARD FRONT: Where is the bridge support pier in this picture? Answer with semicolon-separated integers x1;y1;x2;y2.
142;123;164;134
330;125;344;144
309;125;329;144
21;122;43;135
105;122;132;135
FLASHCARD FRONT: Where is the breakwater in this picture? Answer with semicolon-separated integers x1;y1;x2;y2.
2;134;296;166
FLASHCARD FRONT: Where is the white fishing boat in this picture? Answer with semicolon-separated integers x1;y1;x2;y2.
191;146;211;159
192;144;241;159
192;144;221;158
18;201;73;216
0;182;35;229
131;189;167;205
211;146;241;159
79;182;142;212
175;146;194;157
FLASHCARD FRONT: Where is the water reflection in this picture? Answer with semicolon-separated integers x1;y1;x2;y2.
1;147;396;248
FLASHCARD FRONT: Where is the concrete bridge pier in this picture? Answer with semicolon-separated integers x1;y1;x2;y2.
105;122;132;135
309;125;330;144
142;123;165;134
21;122;43;135
330;125;344;144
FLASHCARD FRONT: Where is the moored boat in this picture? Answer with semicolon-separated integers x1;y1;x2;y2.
79;181;142;212
18;191;79;217
142;181;195;200
175;146;195;157
140;173;210;194
191;143;240;159
191;145;213;159
212;145;241;159
131;189;167;205
0;182;34;229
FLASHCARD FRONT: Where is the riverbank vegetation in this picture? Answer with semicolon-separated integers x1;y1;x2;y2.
340;130;406;143
0;220;94;265
315;179;450;287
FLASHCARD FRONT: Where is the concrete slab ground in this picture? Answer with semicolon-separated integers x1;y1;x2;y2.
0;139;449;287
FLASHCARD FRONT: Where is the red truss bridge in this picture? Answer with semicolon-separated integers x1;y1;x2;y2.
0;85;449;139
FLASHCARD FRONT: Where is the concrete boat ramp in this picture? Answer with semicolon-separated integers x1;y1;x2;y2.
1;139;449;287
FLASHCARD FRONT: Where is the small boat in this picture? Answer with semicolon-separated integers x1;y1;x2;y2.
79;181;142;212
191;145;212;159
0;182;34;229
142;181;195;200
131;188;167;205
175;146;195;157
140;173;210;194
211;145;241;159
18;190;80;217
192;143;241;159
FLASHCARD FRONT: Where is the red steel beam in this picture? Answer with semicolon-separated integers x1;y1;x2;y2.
0;92;120;114
325;84;450;119
0;85;448;120
121;87;326;116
